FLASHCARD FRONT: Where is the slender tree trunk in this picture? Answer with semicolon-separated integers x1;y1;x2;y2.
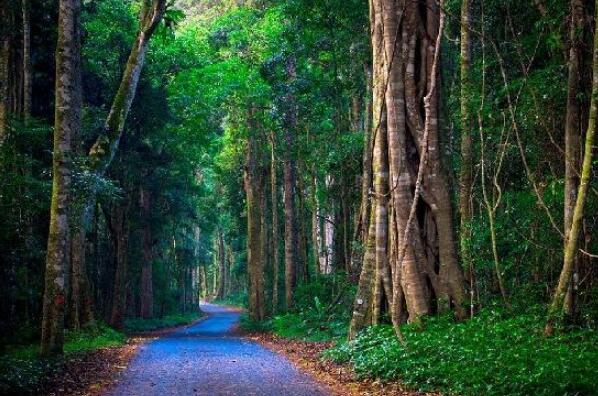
0;2;10;146
216;227;226;299
41;0;81;356
109;204;128;329
139;186;153;319
547;0;598;333
22;0;32;121
283;57;299;309
200;264;207;300
270;133;280;313
310;171;319;276
351;64;373;276
245;122;265;321
459;0;473;285
69;226;94;329
349;210;376;338
88;0;166;174
563;0;584;318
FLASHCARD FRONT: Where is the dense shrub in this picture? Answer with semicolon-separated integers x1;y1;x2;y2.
271;274;355;341
325;307;598;396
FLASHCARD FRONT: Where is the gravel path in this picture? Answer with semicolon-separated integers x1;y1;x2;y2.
106;304;331;396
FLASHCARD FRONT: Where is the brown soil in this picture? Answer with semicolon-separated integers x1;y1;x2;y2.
245;332;440;396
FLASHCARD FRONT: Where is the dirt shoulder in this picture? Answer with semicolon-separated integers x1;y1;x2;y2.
244;332;439;396
27;316;210;396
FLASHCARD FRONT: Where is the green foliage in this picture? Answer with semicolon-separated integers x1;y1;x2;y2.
212;292;248;308
271;275;354;341
325;307;598;396
239;314;273;333
123;312;203;333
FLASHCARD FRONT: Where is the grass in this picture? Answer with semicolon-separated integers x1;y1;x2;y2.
123;311;203;333
0;324;126;394
324;306;598;396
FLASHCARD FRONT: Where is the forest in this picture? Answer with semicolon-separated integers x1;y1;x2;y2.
0;0;597;395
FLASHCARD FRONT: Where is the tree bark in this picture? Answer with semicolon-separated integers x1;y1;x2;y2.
139;186;153;319
245;120;265;321
351;64;373;276
350;0;464;336
41;0;81;356
216;227;226;299
283;57;299;310
22;0;32;121
270;133;280;313
563;0;584;318
0;1;11;146
109;204;128;329
88;0;167;175
459;0;473;286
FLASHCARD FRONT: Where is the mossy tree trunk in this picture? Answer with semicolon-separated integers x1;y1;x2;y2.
41;0;81;356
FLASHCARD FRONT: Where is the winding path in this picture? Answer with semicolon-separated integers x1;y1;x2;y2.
106;304;330;396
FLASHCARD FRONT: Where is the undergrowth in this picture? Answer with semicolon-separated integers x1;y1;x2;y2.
324;306;598;396
0;324;125;394
240;274;354;341
211;292;248;308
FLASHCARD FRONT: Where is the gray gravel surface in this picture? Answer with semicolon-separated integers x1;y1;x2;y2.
106;304;330;396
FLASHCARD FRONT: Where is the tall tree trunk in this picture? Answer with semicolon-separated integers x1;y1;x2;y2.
459;0;473;289
22;0;32;121
310;171;319;276
563;0;584;318
41;0;81;356
283;57;299;309
109;204;128;329
139;186;153;319
245;124;265;321
216;227;226;299
69;226;94;329
271;133;280;313
350;0;464;335
547;0;598;333
0;2;11;146
199;264;207;300
351;64;373;276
